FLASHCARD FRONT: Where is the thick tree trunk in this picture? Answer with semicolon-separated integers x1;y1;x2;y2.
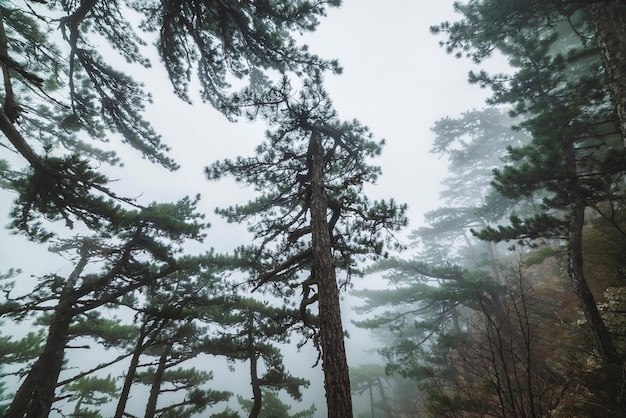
569;200;617;362
563;137;617;363
588;1;626;146
5;305;74;418
307;131;353;418
6;246;90;418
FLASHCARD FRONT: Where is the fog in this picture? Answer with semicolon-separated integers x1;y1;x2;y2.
0;1;506;417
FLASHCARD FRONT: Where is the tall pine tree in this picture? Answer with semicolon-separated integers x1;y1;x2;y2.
207;76;407;417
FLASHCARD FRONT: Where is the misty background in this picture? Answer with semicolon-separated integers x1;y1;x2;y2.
0;1;509;416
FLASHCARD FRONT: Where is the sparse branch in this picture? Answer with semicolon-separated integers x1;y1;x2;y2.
253;249;313;291
56;352;133;387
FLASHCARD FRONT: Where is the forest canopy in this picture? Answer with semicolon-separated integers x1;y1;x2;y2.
1;1;626;418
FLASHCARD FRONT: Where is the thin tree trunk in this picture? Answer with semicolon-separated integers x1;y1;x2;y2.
569;200;617;362
375;376;393;418
144;343;172;418
588;1;626;146
248;309;262;418
307;131;353;417
114;320;151;418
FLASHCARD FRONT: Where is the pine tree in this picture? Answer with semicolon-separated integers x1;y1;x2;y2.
434;0;626;364
207;76;407;417
586;1;626;144
133;322;231;418
238;390;316;418
112;251;243;418
58;375;118;418
2;197;207;417
204;297;310;418
417;108;529;268
0;1;341;240
350;364;394;418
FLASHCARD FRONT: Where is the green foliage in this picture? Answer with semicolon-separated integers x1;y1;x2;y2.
430;108;528;207
0;380;7;417
135;366;232;418
68;313;139;349
435;0;626;248
238;390;316;418
0;328;44;365
410;108;529;270
0;0;341;240
8;155;126;241
202;297;310;401
143;0;341;108
350;6;626;416
60;375;118;416
0;2;382;417
208;409;241;418
207;76;407;296
350;363;386;393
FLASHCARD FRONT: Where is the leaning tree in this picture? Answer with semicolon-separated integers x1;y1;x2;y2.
0;1;342;240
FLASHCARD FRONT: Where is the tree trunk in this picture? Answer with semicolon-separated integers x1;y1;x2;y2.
144;342;172;418
569;200;617;362
5;305;74;418
375;376;393;418
114;320;151;418
563;136;617;363
6;245;90;418
307;131;353;417
248;309;262;418
588;1;626;146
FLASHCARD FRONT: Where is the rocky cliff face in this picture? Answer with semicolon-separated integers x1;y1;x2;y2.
599;286;626;350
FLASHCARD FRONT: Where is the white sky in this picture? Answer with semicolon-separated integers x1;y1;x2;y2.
121;0;498;252
0;1;507;416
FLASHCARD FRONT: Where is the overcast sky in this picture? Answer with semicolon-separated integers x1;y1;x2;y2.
131;0;500;252
0;1;508;416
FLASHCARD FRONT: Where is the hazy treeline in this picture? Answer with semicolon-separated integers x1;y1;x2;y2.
1;1;626;418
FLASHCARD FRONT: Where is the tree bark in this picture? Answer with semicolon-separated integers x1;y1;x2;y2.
248;309;262;418
114;320;151;418
5;245;91;418
6;306;74;418
563;136;618;363
569;200;618;362
307;131;353;417
143;342;172;418
375;377;393;418
588;1;626;146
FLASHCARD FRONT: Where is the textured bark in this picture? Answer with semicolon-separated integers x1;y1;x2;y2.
569;200;617;362
144;343;172;418
6;307;73;418
563;137;617;363
588;1;626;146
5;246;90;418
114;321;151;418
307;131;353;417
